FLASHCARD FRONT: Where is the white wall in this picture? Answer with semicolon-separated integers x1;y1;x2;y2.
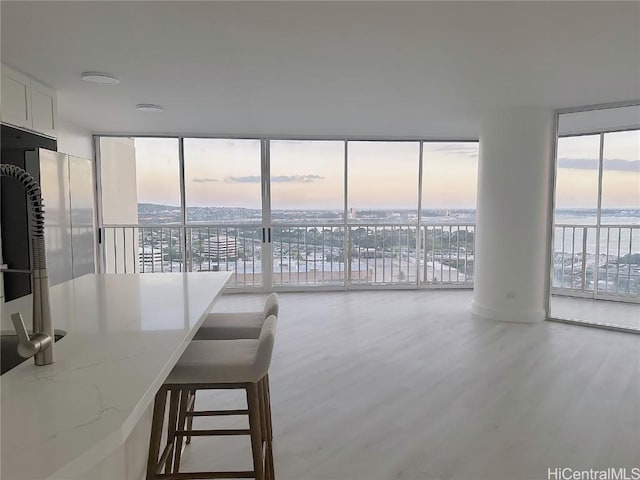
56;118;94;160
99;137;139;273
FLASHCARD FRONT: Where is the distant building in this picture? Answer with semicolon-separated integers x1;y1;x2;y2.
202;235;238;260
354;247;379;259
139;248;163;267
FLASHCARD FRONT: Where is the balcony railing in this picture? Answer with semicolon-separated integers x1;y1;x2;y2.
271;225;345;287
101;224;263;287
186;225;263;287
100;222;475;288
553;224;640;298
99;222;639;298
422;224;475;285
349;224;418;285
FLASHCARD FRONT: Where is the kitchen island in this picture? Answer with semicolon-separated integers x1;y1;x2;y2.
0;272;232;479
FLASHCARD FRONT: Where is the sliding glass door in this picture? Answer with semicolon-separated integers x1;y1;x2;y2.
552;134;600;295
599;131;640;298
551;116;639;330
183;138;263;287
347;141;420;286
269;140;345;288
421;142;478;286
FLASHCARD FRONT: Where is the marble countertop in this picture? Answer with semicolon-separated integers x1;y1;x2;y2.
0;272;232;479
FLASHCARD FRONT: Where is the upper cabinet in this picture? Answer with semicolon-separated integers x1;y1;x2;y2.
1;66;31;129
1;64;57;139
30;80;57;138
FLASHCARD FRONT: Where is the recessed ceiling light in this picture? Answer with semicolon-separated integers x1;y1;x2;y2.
136;104;164;113
81;72;120;85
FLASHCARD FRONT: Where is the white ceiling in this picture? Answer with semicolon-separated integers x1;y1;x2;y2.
2;1;639;138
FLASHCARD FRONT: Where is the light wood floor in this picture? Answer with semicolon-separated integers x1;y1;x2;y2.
180;290;640;480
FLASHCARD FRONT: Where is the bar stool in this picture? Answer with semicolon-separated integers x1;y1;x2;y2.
194;293;279;340
185;293;279;446
146;315;277;480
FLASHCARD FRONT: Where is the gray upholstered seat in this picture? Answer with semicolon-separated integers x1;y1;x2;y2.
193;293;278;340
166;315;277;385
148;315;277;479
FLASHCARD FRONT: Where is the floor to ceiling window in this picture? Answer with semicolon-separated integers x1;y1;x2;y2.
347;141;420;285
270;140;345;287
183;138;263;286
421;142;478;286
550;106;640;331
96;135;479;291
99;137;181;273
552;134;600;293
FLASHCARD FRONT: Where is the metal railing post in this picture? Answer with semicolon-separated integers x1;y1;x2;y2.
581;226;588;291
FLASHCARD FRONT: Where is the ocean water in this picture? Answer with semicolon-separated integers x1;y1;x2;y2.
419;209;640;256
555;210;640;226
554;210;640;256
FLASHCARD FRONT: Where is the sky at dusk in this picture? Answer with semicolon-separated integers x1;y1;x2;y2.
127;128;638;211
555;129;639;209
132;138;480;210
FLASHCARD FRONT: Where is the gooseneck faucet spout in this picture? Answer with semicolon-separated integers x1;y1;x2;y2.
1;164;54;366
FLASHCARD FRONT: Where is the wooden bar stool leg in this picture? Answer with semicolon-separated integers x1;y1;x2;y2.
164;389;180;474
264;376;275;479
173;388;189;472
257;378;270;480
146;386;168;480
258;378;267;444
185;389;196;445
265;374;273;443
246;383;265;480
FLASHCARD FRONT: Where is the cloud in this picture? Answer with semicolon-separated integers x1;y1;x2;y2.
272;175;325;183
192;177;219;183
224;176;261;183
604;159;639;171
428;143;479;159
224;175;325;183
558;158;640;172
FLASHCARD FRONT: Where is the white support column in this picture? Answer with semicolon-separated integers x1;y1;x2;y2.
472;107;554;323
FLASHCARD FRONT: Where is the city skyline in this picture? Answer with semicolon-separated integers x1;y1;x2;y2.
136;202;640;227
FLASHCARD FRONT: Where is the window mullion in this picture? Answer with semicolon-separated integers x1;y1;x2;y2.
178;137;188;271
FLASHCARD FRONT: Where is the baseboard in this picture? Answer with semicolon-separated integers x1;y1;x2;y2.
471;300;545;323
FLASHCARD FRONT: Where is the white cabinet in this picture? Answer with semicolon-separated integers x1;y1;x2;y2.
24;149;96;287
1;66;31;129
27;150;74;286
68;155;97;278
30;80;57;138
1;64;57;138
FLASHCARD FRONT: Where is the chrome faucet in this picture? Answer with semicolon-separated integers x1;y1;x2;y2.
1;164;54;366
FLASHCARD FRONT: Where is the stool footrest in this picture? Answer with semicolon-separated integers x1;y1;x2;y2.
187;409;249;417
176;428;250;436
156;471;255;479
